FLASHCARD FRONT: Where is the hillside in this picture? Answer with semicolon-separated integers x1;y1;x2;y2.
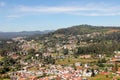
0;30;53;39
36;24;120;40
1;24;120;79
53;24;120;35
33;25;120;56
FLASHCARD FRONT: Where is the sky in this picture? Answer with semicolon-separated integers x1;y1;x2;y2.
0;0;120;32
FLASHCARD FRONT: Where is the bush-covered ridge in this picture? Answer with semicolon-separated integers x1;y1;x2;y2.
53;24;120;35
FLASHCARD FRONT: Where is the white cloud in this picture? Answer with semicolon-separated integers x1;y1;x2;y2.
18;6;106;13
0;2;5;7
70;12;120;16
6;15;20;18
13;3;120;16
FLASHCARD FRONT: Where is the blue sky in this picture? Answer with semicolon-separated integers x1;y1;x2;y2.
0;0;120;32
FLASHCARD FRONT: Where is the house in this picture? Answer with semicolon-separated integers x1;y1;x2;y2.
114;51;120;58
79;55;91;59
29;76;37;80
75;62;81;66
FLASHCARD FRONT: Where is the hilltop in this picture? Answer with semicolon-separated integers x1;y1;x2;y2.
36;24;120;40
53;24;120;35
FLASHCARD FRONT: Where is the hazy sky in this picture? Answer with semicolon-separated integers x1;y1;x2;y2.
0;0;120;32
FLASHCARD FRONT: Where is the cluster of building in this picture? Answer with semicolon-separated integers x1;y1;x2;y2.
10;63;99;80
7;35;120;80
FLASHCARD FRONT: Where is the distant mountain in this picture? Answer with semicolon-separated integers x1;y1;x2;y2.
1;24;120;39
0;30;53;39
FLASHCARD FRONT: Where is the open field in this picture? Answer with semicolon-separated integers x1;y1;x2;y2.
0;56;3;61
55;57;98;65
0;79;10;80
89;73;120;80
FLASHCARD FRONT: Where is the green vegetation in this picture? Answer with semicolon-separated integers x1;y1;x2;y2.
55;57;97;65
54;24;109;35
1;24;120;79
89;73;120;80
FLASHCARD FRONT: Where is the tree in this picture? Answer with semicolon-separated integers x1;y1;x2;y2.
43;56;55;64
0;49;7;56
91;68;95;77
27;48;35;54
63;48;68;55
0;57;16;74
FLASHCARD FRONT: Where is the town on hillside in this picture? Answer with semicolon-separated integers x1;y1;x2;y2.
1;25;120;80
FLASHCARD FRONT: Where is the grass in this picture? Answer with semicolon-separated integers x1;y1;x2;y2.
89;73;120;80
28;67;38;71
55;57;97;65
0;56;4;61
0;79;10;80
89;74;111;80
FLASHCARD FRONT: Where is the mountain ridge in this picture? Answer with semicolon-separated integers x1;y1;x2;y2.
0;30;53;39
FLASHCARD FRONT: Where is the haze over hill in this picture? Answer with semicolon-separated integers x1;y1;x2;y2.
0;30;53;39
1;24;120;39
